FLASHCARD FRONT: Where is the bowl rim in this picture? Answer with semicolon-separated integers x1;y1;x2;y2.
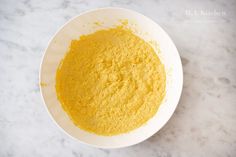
39;7;183;149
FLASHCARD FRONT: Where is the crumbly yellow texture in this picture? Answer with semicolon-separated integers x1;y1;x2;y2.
56;26;166;136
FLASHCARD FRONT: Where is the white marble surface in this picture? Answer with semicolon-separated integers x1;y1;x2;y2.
0;0;236;156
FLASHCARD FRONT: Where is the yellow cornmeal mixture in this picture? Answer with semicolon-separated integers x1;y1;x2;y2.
56;26;166;136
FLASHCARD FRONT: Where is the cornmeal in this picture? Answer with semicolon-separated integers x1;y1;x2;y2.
56;26;166;136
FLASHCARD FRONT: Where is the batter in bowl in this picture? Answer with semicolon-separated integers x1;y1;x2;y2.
56;26;166;136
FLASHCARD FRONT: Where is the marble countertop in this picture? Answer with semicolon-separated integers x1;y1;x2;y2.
0;0;236;156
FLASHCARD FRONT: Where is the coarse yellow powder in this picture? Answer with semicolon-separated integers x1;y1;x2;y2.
55;26;166;136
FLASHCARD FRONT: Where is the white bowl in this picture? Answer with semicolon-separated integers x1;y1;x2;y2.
39;7;183;149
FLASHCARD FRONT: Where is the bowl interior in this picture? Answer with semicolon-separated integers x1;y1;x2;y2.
40;8;183;148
